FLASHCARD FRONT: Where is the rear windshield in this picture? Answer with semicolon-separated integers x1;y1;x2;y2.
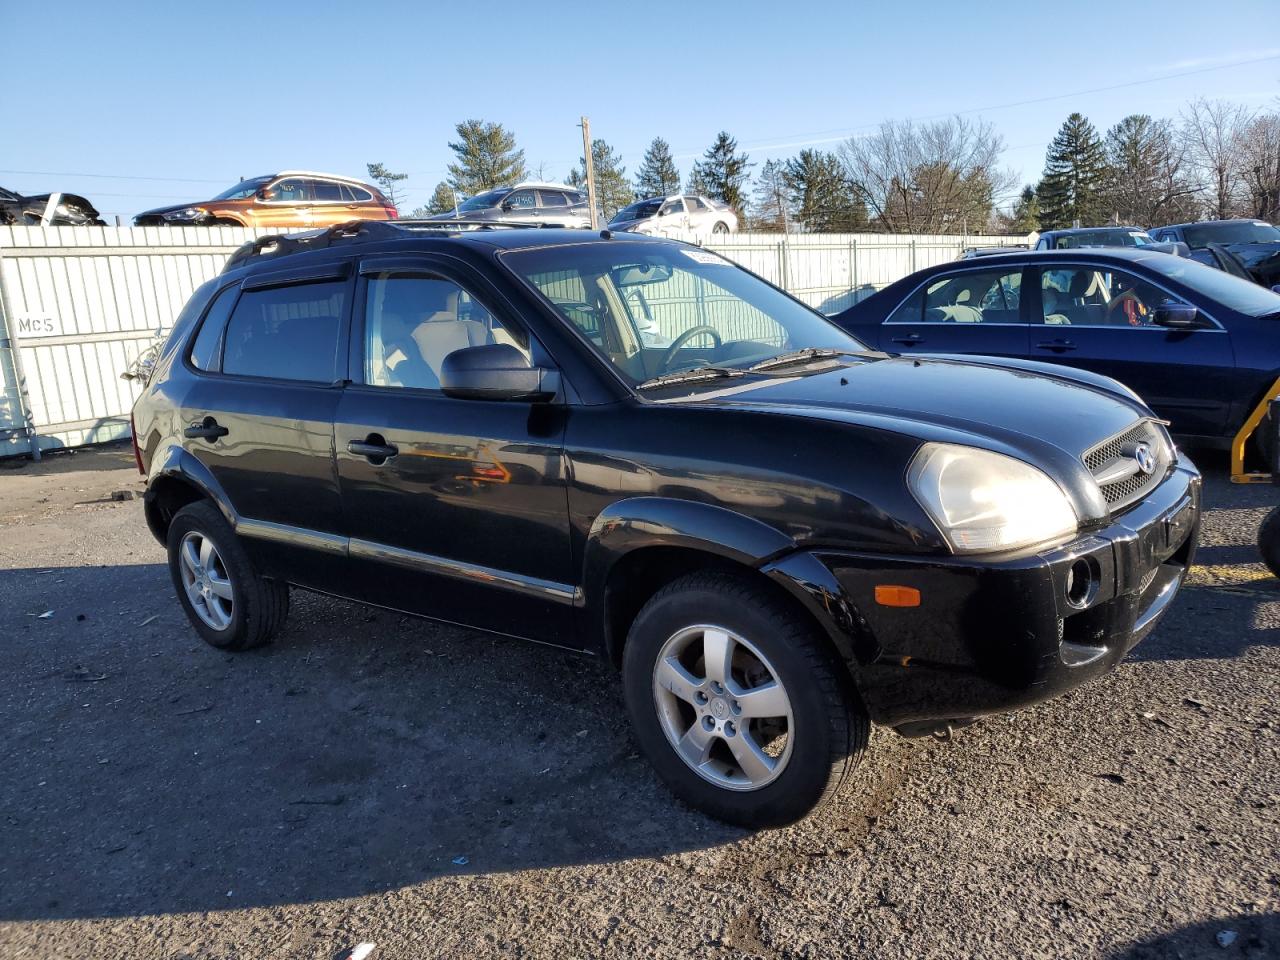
1051;229;1152;248
1182;221;1280;247
1142;254;1280;317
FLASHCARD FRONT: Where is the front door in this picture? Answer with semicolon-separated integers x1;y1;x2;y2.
248;177;314;229
334;255;577;647
877;264;1030;359
176;263;353;590
1029;264;1237;438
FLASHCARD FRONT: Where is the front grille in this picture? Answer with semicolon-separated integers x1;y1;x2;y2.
1083;420;1169;512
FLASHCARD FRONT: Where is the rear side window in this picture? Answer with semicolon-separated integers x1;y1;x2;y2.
348;185;373;202
222;280;346;382
538;190;569;207
311;180;344;201
686;196;708;211
189;283;241;371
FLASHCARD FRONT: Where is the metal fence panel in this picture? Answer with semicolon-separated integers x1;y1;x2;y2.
0;226;1026;456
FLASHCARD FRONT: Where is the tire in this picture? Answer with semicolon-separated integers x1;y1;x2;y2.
166;500;289;651
712;221;730;235
1259;506;1280;579
622;571;867;827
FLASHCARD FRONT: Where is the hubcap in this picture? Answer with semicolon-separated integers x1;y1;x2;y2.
651;625;794;791
178;531;234;631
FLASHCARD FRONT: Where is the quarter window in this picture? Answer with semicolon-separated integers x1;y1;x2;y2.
347;185;373;202
189;283;241;371
221;280;346;382
888;269;1022;324
362;273;526;390
1040;267;1185;327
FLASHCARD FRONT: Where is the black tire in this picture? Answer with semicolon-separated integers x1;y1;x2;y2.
1259;506;1280;579
712;221;730;235
622;571;867;827
166;500;289;651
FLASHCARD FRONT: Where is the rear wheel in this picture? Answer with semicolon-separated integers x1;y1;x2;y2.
1259;506;1280;579
712;221;730;235
166;501;289;650
622;571;867;827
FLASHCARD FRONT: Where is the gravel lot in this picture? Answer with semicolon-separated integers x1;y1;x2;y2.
0;443;1277;959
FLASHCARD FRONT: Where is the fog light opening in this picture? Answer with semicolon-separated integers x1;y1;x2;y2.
1065;557;1097;608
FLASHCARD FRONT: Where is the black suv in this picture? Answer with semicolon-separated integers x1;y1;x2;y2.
132;221;1201;826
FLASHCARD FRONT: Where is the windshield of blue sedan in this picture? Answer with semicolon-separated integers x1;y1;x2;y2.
1183;221;1280;247
1052;229;1152;248
458;189;508;211
502;242;866;387
1142;253;1280;316
213;177;272;201
611;200;663;223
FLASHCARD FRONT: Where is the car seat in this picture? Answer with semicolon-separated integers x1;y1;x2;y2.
409;287;494;380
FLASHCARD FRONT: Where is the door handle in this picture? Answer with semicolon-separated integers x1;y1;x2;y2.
1035;339;1077;352
348;434;399;463
890;333;924;345
183;416;229;442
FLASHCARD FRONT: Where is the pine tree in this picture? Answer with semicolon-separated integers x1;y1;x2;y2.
1009;184;1040;233
366;162;408;209
784;149;867;232
1103;115;1194;225
751;159;791;231
691;132;753;221
422;182;457;216
685;165;711;197
634;137;682;198
567;138;634;219
446;120;528;196
1036;113;1109;229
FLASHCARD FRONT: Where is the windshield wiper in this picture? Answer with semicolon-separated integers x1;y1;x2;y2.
747;348;869;372
636;366;745;391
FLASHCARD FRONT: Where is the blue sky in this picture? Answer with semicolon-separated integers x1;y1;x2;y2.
3;0;1278;220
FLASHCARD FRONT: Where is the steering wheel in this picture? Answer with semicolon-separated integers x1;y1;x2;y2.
1105;289;1144;326
660;325;722;371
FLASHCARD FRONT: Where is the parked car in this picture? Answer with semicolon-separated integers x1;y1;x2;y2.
1150;219;1280;290
133;172;397;228
1034;227;1158;250
608;195;738;238
132;223;1200;827
959;244;1027;259
833;248;1280;450
0;185;105;226
428;183;591;227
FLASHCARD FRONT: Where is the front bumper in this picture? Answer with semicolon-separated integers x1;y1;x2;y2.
814;461;1201;728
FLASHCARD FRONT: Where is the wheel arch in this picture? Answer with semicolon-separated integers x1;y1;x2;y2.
143;445;237;545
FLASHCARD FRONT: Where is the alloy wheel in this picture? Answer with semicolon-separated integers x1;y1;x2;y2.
651;624;794;791
178;531;234;631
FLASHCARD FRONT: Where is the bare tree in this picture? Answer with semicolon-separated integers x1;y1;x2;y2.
1180;98;1254;219
837;116;1015;234
1103;115;1198;226
1237;107;1280;222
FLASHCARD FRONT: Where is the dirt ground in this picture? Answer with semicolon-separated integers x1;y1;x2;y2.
0;443;1276;959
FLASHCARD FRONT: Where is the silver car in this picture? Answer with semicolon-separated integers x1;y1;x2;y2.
432;182;592;227
608;194;738;240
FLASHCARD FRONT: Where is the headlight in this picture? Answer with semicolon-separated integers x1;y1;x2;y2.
908;443;1077;553
162;207;205;221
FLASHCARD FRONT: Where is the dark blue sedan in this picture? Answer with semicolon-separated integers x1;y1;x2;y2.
833;249;1280;444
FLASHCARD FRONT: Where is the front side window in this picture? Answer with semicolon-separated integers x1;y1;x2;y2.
457;189;508;212
660;199;685;216
888;269;1022;324
611;199;663;223
213;176;271;201
221;280;346;381
503;243;864;388
363;273;526;390
1039;267;1185;327
264;179;309;203
189;282;241;371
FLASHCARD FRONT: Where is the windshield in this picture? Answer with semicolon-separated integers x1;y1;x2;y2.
213;176;272;201
458;189;509;212
1052;229;1152;248
1142;253;1280;316
610;199;663;223
502;242;866;388
1183;221;1280;248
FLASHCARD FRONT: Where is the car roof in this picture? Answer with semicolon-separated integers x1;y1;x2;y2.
1041;226;1147;235
1155;218;1269;230
272;170;376;186
927;247;1163;269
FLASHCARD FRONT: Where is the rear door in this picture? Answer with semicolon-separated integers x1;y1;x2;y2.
333;254;577;646
175;262;353;589
1028;263;1236;437
878;264;1030;359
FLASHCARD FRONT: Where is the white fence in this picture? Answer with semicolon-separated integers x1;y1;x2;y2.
0;225;1024;457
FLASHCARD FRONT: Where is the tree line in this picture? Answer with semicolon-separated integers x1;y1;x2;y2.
367;101;1280;235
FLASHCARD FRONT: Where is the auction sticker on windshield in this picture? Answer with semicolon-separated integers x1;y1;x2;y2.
682;249;728;265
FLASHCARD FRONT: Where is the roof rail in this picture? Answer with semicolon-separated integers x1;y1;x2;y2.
220;218;571;272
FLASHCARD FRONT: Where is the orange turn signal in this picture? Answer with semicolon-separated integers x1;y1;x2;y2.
874;585;921;608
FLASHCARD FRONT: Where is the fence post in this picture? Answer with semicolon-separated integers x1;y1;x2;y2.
0;248;41;460
910;239;917;273
849;237;857;302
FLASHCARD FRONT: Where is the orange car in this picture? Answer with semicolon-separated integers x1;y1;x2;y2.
133;171;397;227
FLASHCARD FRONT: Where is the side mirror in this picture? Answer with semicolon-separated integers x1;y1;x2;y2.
1271;284;1280;295
1152;302;1206;329
440;343;558;402
258;188;275;202
500;200;514;212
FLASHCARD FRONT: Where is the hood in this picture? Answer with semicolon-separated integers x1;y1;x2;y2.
135;202;202;218
1217;242;1280;287
19;192;103;223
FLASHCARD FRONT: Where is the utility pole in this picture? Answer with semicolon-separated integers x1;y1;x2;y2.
580;116;599;230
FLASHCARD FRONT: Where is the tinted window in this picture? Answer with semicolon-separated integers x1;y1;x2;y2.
311;180;344;202
1143;254;1280;316
538;190;569;207
348;185;373;202
1039;267;1184;327
222;280;346;381
506;190;537;209
566;191;587;206
266;179;309;203
889;269;1022;324
189;283;240;371
1050;229;1152;248
1183;221;1280;247
363;273;526;390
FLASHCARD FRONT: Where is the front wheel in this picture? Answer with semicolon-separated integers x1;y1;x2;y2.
166;500;290;650
622;571;867;827
712;221;730;235
1260;506;1280;579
